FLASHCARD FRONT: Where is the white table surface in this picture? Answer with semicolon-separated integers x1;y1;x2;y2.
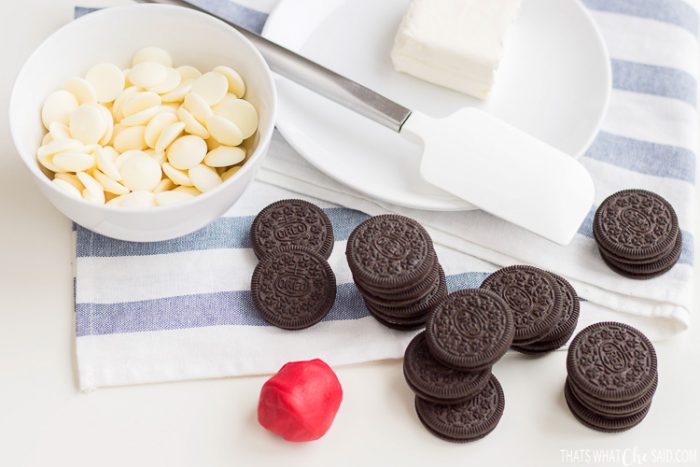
1;1;699;466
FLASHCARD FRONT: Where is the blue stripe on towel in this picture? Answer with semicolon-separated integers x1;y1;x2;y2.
75;2;269;33
75;207;369;257
75;272;489;336
585;131;696;183
582;0;699;36
612;59;697;106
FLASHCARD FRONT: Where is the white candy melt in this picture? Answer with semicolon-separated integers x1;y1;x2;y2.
85;63;125;103
176;65;201;82
391;0;521;99
122;92;161;117
189;164;222;192
52;151;94;172
148;67;181;94
167;135;207;170
144;113;178;148
177;106;209;139
36;47;259;207
155;190;195;206
155;121;186;153
206;115;243;146
76;171;106;204
132;46;173;67
41;90;79;129
190;72;229;105
64;77;97;105
119;190;156;208
204;146;245;167
113;125;147;153
128;62;168;88
120;153;162;191
69;104;107;145
183;92;213;123
52;178;83;199
94;169;129;195
213;66;246;98
213;96;258;139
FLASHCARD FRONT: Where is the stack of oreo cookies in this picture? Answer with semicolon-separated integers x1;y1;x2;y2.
481;265;580;354
249;200;337;330
346;215;447;330
402;289;514;442
565;322;658;432
594;189;681;279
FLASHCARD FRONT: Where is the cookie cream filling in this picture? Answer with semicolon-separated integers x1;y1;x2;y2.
390;0;522;99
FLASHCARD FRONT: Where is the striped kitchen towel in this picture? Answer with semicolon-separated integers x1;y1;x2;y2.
74;0;697;390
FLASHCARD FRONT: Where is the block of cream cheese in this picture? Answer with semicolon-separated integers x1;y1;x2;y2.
390;0;522;99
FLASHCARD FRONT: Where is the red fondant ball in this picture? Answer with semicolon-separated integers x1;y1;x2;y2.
257;359;343;442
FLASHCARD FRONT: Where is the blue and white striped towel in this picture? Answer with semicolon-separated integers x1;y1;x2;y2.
74;0;697;390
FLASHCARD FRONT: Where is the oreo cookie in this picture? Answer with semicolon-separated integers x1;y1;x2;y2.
480;265;563;346
599;233;682;279
403;332;491;404
346;215;435;291
511;272;580;354
567;376;657;418
564;322;658;432
365;304;428;331
364;266;447;319
346;215;446;330
251;247;336;330
426;289;514;370
564;382;650;433
251;199;334;259
414;374;505;442
593;189;681;279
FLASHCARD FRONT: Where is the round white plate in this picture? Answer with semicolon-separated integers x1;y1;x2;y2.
263;0;611;211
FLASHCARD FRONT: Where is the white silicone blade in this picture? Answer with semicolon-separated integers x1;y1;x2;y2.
401;109;595;245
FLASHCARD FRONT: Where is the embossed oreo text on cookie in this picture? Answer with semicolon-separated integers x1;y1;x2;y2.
480;265;562;345
567;322;657;402
593;189;678;260
426;289;514;370
251;247;337;330
251;199;334;259
346;215;434;289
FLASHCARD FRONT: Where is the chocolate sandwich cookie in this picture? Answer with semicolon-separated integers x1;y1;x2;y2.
594;189;679;261
480;265;562;346
364;266;447;319
512;273;580;354
599;233;682;279
346;215;435;291
564;382;650;433
511;331;574;355
426;289;514;370
251;247;336;330
567;376;657;418
365;303;429;331
567;322;657;402
356;261;441;307
251;199;334;259
414;374;505;442
404;332;491;404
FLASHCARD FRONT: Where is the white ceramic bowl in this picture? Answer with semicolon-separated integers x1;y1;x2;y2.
9;4;276;242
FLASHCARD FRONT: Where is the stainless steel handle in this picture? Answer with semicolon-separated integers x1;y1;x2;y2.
138;0;413;132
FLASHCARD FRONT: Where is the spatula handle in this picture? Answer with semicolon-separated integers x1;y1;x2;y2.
138;0;413;132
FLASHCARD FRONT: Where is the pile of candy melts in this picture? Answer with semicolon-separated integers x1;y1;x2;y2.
37;46;258;208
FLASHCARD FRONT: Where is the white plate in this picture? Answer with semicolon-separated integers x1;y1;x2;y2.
263;0;611;211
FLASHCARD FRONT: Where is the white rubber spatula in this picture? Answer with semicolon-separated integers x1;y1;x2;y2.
143;0;596;245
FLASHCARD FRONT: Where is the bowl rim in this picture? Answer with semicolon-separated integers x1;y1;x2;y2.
9;3;277;214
